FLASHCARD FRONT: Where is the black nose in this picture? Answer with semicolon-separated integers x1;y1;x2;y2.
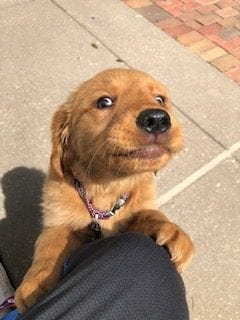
136;109;171;134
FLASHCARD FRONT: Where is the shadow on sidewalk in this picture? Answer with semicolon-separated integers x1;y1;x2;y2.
0;167;45;288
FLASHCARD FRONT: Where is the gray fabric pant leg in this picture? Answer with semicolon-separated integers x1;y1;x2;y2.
19;233;189;320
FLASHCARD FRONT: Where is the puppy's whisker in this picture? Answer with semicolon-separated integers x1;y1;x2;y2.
85;139;110;183
102;141;113;159
108;144;119;172
114;146;127;180
116;162;126;180
86;141;107;178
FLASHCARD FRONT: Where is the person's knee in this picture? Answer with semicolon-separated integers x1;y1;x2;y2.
112;232;172;271
114;232;155;251
112;232;184;288
107;233;188;317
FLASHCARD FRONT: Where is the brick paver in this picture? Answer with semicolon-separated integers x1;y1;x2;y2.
212;53;239;70
200;45;227;60
226;65;240;80
177;30;204;45
122;0;240;84
189;37;216;52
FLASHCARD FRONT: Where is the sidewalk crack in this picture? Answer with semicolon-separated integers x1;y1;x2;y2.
50;0;131;68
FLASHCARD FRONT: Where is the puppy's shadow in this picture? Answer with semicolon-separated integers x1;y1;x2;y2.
0;167;45;288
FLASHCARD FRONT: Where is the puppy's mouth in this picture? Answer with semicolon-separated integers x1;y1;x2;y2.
113;145;169;159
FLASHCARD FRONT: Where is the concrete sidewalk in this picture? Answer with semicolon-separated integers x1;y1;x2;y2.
0;0;239;319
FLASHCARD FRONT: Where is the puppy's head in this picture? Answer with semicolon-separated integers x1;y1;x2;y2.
51;69;182;181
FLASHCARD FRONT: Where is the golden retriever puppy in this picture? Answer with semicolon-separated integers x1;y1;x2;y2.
15;68;194;313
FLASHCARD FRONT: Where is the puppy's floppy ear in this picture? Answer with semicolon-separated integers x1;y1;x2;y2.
50;104;72;178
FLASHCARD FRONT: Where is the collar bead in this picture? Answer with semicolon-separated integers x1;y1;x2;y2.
75;179;128;221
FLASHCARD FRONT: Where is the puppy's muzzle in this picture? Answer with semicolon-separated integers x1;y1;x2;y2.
136;109;171;135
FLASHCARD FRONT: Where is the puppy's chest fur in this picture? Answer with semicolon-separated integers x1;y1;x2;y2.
43;173;157;237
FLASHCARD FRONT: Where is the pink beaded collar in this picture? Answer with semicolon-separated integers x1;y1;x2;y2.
75;179;129;221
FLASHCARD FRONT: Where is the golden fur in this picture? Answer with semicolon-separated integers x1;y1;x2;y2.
15;69;194;312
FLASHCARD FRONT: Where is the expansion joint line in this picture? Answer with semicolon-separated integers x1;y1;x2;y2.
158;141;240;206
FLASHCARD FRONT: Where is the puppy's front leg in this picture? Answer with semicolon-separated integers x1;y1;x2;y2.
15;226;82;313
126;210;194;272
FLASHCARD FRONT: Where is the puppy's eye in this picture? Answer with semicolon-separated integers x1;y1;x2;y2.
97;97;113;109
155;96;165;106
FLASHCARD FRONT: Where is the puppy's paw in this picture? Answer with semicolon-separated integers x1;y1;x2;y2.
156;222;194;272
15;269;58;313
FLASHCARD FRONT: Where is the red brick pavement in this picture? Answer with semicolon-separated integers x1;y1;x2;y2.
123;0;240;84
